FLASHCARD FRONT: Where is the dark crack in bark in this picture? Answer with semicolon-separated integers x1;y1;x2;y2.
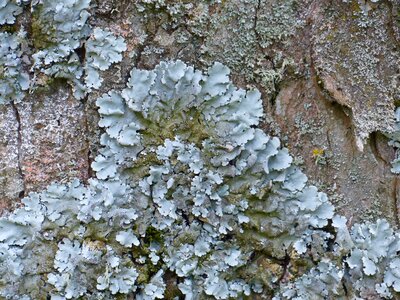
277;251;291;284
10;101;25;199
75;30;92;183
253;0;262;43
393;177;400;228
82;95;93;183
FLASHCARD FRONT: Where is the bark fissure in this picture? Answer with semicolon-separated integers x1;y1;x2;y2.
253;0;262;42
82;95;93;182
369;132;389;166
277;251;291;284
10;101;25;199
393;176;400;228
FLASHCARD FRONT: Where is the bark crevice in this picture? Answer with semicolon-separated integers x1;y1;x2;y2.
10;101;25;199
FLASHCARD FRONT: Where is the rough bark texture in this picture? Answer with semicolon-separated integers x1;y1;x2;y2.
1;0;399;229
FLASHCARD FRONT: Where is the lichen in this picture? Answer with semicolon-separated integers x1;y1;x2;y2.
0;60;338;299
0;0;126;102
0;30;29;104
30;0;127;99
0;0;400;297
0;0;23;25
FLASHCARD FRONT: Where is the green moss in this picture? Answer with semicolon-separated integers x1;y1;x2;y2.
136;265;151;284
31;77;70;97
135;261;162;285
350;0;362;13
145;226;164;245
172;231;197;246
31;8;56;50
84;221;111;242
115;294;131;300
163;284;182;300
139;108;210;148
0;24;18;33
124;152;160;178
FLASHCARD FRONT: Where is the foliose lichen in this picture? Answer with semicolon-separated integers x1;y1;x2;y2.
0;0;126;101
276;218;400;299
0;59;334;299
2;58;400;299
0;30;30;104
31;0;127;99
0;0;23;25
1;0;400;298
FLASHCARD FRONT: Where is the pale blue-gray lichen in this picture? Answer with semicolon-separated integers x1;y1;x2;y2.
1;59;400;299
0;0;23;25
0;0;126;101
1;0;400;298
31;0;127;99
0;30;30;104
0;60;335;299
276;218;400;299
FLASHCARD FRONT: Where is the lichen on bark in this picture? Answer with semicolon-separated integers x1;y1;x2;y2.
0;0;400;299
